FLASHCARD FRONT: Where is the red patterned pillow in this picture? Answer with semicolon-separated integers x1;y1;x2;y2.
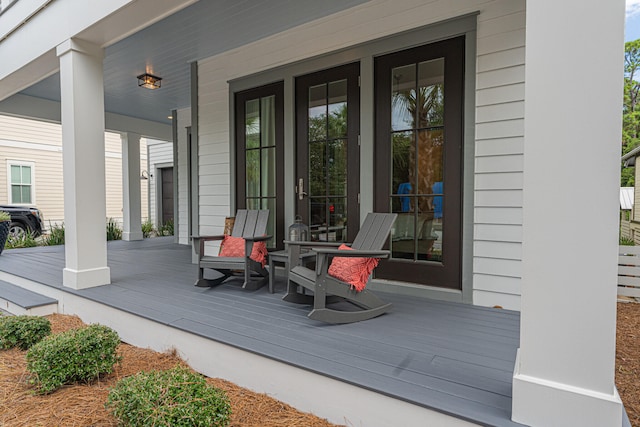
219;235;268;267
328;244;379;292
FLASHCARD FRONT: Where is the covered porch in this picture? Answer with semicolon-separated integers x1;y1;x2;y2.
0;237;521;427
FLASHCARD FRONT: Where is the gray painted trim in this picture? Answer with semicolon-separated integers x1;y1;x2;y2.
359;55;374;224
283;78;295;227
172;109;179;243
228;89;236;213
461;29;477;304
186;125;193;235
190;62;199;239
228;13;479;302
146;142;151;225
155;162;174;229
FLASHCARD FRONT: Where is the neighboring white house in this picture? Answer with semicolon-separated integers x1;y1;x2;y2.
0;114;149;227
620;186;634;241
0;1;627;426
146;138;174;230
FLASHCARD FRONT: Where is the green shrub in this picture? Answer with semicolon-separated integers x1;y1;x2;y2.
26;324;121;394
141;219;155;238
45;222;65;246
106;365;231;427
157;219;174;236
106;218;123;241
0;315;51;350
6;231;38;249
0;211;10;222
620;235;635;246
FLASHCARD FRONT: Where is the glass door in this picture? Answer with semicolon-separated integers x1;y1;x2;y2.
296;63;360;242
235;82;284;249
374;37;464;289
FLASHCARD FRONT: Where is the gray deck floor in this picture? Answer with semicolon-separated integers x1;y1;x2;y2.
0;237;522;426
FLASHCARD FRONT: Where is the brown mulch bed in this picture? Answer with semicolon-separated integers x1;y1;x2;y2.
0;313;340;427
1;305;639;426
617;302;640;427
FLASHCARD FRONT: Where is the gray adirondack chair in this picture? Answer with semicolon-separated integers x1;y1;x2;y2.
193;210;271;290
283;212;397;324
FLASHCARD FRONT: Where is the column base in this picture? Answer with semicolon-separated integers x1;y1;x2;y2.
512;349;623;427
63;267;111;289
123;231;144;241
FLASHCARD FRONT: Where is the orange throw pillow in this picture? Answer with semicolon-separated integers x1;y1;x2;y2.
219;235;268;267
327;244;379;292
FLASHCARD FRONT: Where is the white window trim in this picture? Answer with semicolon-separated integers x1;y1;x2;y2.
6;160;36;205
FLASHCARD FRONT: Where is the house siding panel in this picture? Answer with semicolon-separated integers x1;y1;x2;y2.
474;257;521;278
475;137;523;156
475;207;522;225
474;241;522;260
477;47;525;73
472;5;525;310
476;119;524;140
476;102;524;123
476;83;525;107
475;189;522;207
476;29;525;56
475;172;523;190
475;224;522;243
147;139;173;228
197;0;526;309
475;155;524;173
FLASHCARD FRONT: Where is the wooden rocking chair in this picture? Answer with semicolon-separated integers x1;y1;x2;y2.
283;212;397;324
193;210;271;290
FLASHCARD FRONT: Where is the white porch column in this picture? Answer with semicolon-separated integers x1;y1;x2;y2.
122;132;143;241
512;1;625;426
57;39;111;289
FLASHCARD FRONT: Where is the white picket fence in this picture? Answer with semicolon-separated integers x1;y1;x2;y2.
618;245;640;299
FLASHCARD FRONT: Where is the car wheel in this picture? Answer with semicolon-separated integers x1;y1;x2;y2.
8;222;27;239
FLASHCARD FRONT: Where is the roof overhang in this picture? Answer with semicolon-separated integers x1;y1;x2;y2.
622;145;640;167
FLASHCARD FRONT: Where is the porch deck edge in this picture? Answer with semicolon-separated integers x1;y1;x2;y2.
67;287;515;427
0;269;519;427
0;271;481;427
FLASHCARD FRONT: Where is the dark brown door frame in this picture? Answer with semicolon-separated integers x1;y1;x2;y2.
374;36;465;289
235;81;285;250
295;62;361;242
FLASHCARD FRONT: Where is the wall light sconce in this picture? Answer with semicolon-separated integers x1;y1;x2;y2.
140;170;149;180
137;73;162;89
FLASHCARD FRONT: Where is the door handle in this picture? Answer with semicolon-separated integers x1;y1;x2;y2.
297;178;308;200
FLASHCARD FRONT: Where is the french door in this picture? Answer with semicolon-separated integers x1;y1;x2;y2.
296;63;360;242
374;36;464;289
235;82;284;249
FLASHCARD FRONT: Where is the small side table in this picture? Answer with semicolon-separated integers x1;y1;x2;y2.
268;249;315;293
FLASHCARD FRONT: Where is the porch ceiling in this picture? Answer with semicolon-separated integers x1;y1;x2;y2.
14;0;367;125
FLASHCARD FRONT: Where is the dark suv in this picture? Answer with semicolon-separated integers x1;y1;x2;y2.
0;205;45;237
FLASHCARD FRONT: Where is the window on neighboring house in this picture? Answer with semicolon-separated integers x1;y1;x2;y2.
8;162;34;204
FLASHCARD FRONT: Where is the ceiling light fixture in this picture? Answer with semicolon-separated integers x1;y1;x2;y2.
137;73;162;89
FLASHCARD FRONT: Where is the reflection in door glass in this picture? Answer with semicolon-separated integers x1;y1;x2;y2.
245;99;260;149
308;84;327;141
328;80;348;138
390;58;444;262
244;95;278;247
307;79;349;241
